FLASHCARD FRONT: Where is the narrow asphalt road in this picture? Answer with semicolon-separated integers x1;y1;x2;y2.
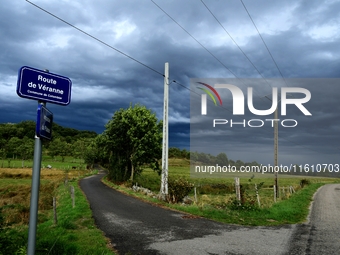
79;171;340;255
287;183;340;255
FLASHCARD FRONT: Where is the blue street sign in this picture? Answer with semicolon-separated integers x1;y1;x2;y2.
36;105;53;140
17;66;72;106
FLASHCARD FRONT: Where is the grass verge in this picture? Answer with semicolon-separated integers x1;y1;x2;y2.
0;177;115;255
102;176;324;226
33;181;116;255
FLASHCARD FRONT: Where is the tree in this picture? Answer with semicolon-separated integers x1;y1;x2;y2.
17;137;34;167
6;137;23;167
216;152;228;166
169;147;181;158
235;160;244;168
84;139;99;169
72;138;93;160
103;104;162;182
0;139;6;168
48;138;71;162
190;151;199;163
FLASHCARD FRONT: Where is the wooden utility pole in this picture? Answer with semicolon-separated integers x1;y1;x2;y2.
274;107;279;198
160;62;169;198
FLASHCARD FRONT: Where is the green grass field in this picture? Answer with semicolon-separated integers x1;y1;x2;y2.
1;156;86;170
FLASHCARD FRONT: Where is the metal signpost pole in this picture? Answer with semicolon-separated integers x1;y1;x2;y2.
27;100;45;255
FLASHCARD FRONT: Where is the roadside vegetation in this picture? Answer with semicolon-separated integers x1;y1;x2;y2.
0;167;115;255
103;160;338;226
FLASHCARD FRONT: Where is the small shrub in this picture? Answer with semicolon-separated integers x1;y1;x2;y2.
300;179;310;188
167;178;194;203
227;182;264;211
228;197;259;211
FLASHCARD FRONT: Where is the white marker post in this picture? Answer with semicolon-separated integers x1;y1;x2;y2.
160;62;169;198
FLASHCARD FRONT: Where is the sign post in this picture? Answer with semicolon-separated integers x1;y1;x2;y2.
27;101;45;255
16;66;71;255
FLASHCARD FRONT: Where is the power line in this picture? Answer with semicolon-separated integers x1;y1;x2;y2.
26;0;165;78
200;0;273;89
151;0;271;102
240;0;288;86
151;0;239;79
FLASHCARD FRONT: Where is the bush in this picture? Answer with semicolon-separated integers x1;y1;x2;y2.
228;197;259;211
227;182;264;211
300;179;310;187
167;178;194;203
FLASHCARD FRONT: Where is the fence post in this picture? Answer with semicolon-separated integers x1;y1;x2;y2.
273;185;277;202
194;186;197;203
70;186;75;208
255;184;261;207
235;177;241;203
53;197;57;225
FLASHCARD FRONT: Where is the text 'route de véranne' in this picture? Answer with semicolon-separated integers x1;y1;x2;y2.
27;75;64;100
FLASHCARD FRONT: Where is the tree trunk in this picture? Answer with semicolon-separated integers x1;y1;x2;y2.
130;163;134;181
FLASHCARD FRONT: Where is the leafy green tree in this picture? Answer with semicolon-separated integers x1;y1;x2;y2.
0;139;6;168
48;138;71;162
216;152;229;166
6;137;23;167
235;159;245;168
103;104;162;182
190;151;199;162
169;147;181;158
15;120;36;138
72;138;91;159
0;123;18;141
17;137;34;167
7;137;21;158
181;149;190;159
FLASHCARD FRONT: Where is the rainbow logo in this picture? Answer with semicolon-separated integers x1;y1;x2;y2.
197;82;222;115
197;82;222;106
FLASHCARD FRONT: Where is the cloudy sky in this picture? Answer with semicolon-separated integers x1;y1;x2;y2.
1;0;340;167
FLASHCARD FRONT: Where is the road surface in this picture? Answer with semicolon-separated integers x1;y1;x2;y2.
79;171;340;255
287;183;340;254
